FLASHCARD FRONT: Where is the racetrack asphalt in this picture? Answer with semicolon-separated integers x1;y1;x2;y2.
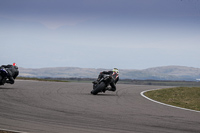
0;80;200;133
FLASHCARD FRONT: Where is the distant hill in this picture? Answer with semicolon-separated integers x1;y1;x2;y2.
18;66;200;81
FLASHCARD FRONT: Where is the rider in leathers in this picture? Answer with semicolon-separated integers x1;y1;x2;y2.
95;68;119;92
0;63;19;84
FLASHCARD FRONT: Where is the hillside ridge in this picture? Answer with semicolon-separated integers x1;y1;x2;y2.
18;66;200;81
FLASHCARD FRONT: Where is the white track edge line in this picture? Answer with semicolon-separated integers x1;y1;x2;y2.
0;128;29;133
140;89;200;113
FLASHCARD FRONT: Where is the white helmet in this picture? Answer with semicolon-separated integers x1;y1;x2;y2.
113;68;119;74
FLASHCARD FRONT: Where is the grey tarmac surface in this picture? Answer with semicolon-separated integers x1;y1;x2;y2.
0;80;200;133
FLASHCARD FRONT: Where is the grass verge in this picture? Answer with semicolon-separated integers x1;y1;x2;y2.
16;77;68;82
144;87;200;111
0;131;16;133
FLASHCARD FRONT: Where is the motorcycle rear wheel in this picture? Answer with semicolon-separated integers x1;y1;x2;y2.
0;76;4;85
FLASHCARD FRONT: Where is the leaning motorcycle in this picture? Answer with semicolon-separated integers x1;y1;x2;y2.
91;74;112;95
0;68;8;85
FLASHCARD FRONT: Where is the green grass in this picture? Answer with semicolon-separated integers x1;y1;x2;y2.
144;87;200;111
0;131;16;133
119;79;200;86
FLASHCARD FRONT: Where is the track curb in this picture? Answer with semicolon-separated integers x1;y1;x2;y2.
140;89;200;113
0;128;28;133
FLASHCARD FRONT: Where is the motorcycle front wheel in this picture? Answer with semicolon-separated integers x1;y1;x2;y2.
0;75;4;85
91;82;106;95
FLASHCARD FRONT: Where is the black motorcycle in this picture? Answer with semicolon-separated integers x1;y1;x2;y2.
91;74;113;95
0;68;8;85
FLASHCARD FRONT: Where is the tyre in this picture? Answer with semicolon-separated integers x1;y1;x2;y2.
91;82;106;95
0;76;3;85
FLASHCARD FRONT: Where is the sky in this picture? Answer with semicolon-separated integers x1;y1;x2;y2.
0;0;200;69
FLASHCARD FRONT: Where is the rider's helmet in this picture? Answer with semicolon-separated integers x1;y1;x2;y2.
13;63;18;69
113;68;119;74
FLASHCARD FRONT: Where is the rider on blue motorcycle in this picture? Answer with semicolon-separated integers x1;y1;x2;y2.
0;63;19;85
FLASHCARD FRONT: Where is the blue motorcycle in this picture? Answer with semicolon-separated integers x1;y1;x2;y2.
0;68;8;85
